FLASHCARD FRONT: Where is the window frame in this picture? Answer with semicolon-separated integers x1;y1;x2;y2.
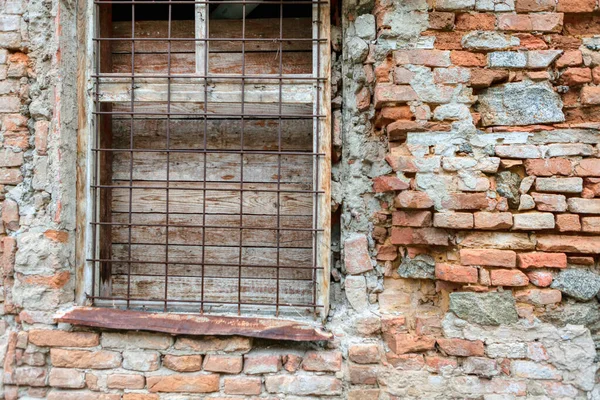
75;0;331;321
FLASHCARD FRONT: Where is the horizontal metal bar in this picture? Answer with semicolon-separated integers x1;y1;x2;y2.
94;37;326;42
92;111;325;118
88;295;323;308
95;0;327;4
91;221;323;231
111;272;315;281
93;184;324;194
91;148;324;156
112;178;311;186
89;259;321;270
93;73;325;81
112;241;313;249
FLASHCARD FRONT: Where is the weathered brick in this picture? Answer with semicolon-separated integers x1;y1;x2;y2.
514;288;562;305
47;393;121;400
490;269;529;286
462;357;500;377
349;344;380;364
510;360;561;379
441;193;489;210
433;212;474;229
244;353;281;374
391;227;449;246
394;50;451;67
163;355;203;372
344;234;373;275
556;50;583;68
526;270;553;287
265;375;342;395
394;191;434;209
174;336;252;352
385;333;436;355
373;175;409;192
203;354;243;374
518;252;567;269
13;367;47;387
497;13;563;32
224;377;262;395
50;349;121;369
435;263;478;283
523;158;572;176
147;374;220;393
557;0;595;12
101;332;172;350
561;67;592;85
437;338;484;356
123;395;160;400
575;159;600;177
451;51;487;67
531;193;567;212
123;351;159;372
582;216;600;232
537;234;600;253
535;177;583;193
567;198;600;214
473;212;513;230
29;330;99;348
460;249;517;267
513;212;555;230
556;213;581;232
581;86;600;105
107;374;145;389
392;210;433;227
49;368;85;389
374;84;418;108
302;350;342;372
348;389;382;400
425;355;458;372
496;145;542;159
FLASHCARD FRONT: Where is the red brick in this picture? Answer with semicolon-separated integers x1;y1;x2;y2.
436;338;484;357
455;13;496;30
593;66;600;84
557;0;595;12
381;315;407;335
523;158;573;176
302;351;342;372
13;367;47;387
428;12;455;30
568;256;595;265
344;234;373;274
531;193;567;212
575;159;600;177
490;269;529;286
2;198;18;231
203;355;243;374
514;288;562;305
435;263;478;283
537;234;600;253
282;354;302;372
516;0;555;11
349;344;380;364
394;50;451;67
394;66;416;84
395;191;434;209
348;364;378;385
147;374;220;393
264;375;341;395
427;31;463;50
460;249;517;267
390;227;449;246
29;330;100;348
163;355;203;372
581;86;600;105
556;50;582;68
385;353;425;370
385;333;436;355
517;252;567;269
441;193;489;210
392;210;432;227
224;377;262;395
425;355;458;372
374;84;418;108
498;13;563;32
451;51;487;67
376;244;397;261
526;270;553;287
49;368;85;389
415;315;442;336
582;216;600;232
243;354;281;374
47;393;121;400
433;212;473;229
356;87;371;111
107;374;145;389
561;67;592;86
123;395;159;400
374;106;413;128
373;175;409;192
50;349;121;369
473;212;513;230
555;214;581;232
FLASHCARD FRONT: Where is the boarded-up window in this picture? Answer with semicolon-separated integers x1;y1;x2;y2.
89;0;330;317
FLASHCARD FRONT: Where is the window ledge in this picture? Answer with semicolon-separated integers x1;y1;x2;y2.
55;307;333;342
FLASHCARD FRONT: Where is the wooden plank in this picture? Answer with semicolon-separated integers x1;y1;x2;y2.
55;307;333;341
111;19;311;53
112;52;312;75
110;213;313;248
110;100;313;118
112;119;313;152
97;80;314;104
195;3;207;75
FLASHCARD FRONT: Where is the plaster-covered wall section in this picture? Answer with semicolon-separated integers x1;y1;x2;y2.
0;0;600;398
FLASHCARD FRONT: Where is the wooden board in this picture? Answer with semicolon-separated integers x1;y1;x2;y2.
56;307;333;341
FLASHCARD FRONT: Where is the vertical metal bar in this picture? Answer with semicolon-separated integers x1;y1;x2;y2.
275;1;283;316
126;0;136;309
91;2;100;302
199;0;209;313
237;0;247;315
312;0;321;317
163;1;173;312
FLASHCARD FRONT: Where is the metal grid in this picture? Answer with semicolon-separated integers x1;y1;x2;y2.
89;0;328;316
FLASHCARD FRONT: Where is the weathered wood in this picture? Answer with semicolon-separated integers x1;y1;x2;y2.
112;52;312;75
112;119;313;152
56;307;333;341
97;80;314;104
111;19;311;53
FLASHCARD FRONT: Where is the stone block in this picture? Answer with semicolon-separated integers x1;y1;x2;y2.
449;291;519;325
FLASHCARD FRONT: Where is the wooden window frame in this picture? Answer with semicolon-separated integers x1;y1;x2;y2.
75;0;331;321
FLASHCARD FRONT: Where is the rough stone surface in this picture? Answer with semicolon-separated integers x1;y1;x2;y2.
449;292;519;325
398;254;435;279
551;269;600;301
478;81;565;126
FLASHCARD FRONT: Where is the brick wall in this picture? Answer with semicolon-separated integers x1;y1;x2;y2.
1;0;600;398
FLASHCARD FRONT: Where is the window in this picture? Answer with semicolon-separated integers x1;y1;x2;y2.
88;0;331;318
